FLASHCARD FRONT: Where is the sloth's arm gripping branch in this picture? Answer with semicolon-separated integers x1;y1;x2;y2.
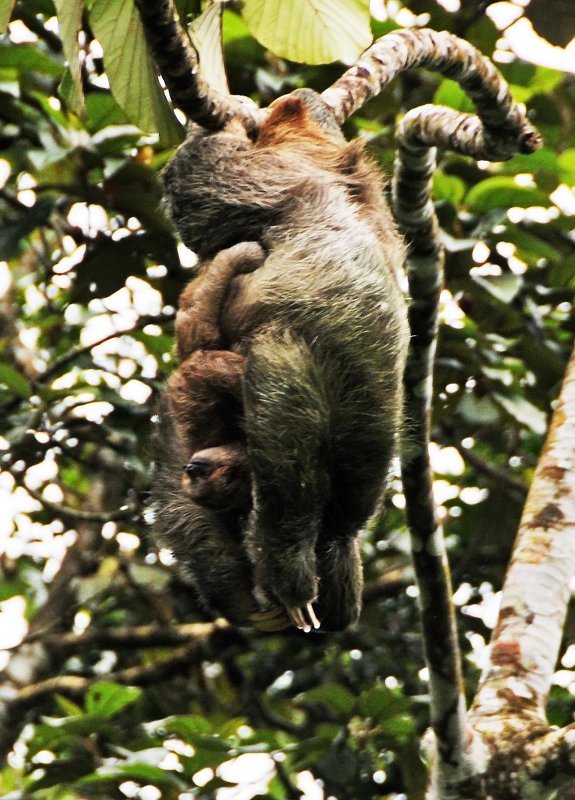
133;0;263;132
322;28;541;156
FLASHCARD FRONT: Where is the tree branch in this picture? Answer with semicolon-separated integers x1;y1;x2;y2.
0;522;101;758
39;621;226;653
472;339;575;720
14;639;212;704
455;441;528;499
24;484;138;523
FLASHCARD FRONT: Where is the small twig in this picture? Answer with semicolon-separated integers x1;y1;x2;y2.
39;621;225;652
0;186;30;212
362;567;411;604
14;3;63;51
14;640;210;704
0;312;175;415
273;755;304;800
454;441;528;499
24;484;138;523
40;311;175;382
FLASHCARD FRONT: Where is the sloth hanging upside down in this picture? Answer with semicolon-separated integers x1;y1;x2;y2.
151;89;409;633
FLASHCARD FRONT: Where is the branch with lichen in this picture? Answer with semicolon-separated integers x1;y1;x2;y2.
465;339;575;795
10;631;219;704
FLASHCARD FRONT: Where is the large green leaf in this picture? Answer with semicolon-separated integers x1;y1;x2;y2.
85;681;142;717
242;0;371;65
433;78;475;114
298;683;356;716
466;176;549;213
0;42;62;76
0;363;32;398
0;0;16;33
89;0;184;145
558;149;575;184
54;0;85;116
189;1;229;94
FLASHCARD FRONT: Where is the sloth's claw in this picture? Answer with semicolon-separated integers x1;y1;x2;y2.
306;602;321;630
289;607;310;632
287;603;320;633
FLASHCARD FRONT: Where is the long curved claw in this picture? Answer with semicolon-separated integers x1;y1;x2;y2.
305;602;321;630
287;606;309;632
288;604;321;633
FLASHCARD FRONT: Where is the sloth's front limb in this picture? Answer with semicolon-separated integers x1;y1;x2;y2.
176;241;265;360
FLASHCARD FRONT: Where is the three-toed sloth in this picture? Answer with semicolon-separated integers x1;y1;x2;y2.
152;89;409;632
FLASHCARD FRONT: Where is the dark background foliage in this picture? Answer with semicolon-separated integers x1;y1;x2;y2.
0;1;574;798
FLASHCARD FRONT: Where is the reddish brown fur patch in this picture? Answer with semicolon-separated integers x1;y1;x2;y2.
258;97;335;150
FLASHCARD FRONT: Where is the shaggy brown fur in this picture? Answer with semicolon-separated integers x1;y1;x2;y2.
152;89;409;632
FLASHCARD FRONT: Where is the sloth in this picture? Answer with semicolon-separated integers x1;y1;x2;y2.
152;89;410;632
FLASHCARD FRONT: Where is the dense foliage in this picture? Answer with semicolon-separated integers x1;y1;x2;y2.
1;1;574;798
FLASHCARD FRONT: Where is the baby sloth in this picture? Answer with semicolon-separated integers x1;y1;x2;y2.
153;89;409;632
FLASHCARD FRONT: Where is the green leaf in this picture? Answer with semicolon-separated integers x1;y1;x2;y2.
502;227;562;265
242;0;372;65
162;714;214;739
0;578;26;601
298;684;356;716
472;272;523;304
433;79;475;114
558;149;575;184
358;685;410;722
83;760;185;786
0;363;33;398
54;0;85;116
0;43;63;76
0;0;16;33
189;1;229;95
458;394;500;425
493;392;547;435
466;177;549;213
85;681;142;717
433;172;466;205
89;0;184;146
54;695;84;717
85;92;130;133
